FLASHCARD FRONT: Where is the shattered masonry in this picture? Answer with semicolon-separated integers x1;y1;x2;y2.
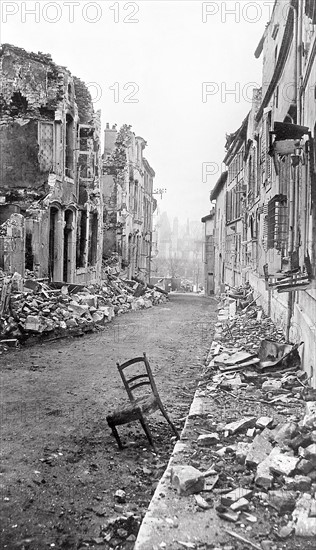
102;123;157;282
0;43;102;284
0;44;159;344
136;288;316;549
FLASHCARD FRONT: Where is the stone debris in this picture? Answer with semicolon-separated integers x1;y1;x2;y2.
171;465;205;496
268;449;300;476
99;514;141;546
221;487;253;507
181;282;316;547
255;416;274;429
303;443;316;462
223;417;257;435
245;432;273;467
194;494;210;509
114;489;126;503
236;442;251;464
230;497;250;511
302;401;316;429
283;475;312;492
268;490;297;513
0;270;168;346
197;433;220;446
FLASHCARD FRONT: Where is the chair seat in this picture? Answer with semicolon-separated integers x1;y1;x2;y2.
107;395;159;426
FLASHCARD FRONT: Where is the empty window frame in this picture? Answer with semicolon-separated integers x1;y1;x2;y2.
88;212;98;266
65;114;75;178
76;210;87;268
267;195;288;253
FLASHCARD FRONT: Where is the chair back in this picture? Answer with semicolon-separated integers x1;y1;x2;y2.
117;352;159;402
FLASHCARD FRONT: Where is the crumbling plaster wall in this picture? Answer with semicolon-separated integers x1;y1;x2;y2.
0;44;64;195
0;213;25;275
0;44;103;283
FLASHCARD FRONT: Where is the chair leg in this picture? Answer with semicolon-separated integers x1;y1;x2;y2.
158;403;180;439
110;424;124;449
139;417;155;449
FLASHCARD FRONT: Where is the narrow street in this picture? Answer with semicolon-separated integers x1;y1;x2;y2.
0;294;217;550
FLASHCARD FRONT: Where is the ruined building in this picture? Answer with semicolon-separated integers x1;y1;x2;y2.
102;124;156;282
0;44;103;283
202;0;316;385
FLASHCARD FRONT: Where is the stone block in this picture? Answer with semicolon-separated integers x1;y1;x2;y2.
92;312;104;323
171;465;205;496
302;402;316;430
269;450;299;477
68;302;89;317
223;417;257;435
261;379;282;392
245;432;273;468
197;433;220;446
268;490;296;514
256;416;273;429
288;433;312;451
283;475;312;492
255;460;273;489
81;295;97;308
272;422;299;445
303;444;316;463
309;499;316;517
25;315;42;332
66;318;77;328
295;517;316;537
236;442;251;464
230;497;249;511
297;459;314;475
99;306;114;319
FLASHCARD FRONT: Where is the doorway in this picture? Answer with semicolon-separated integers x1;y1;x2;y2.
63;209;74;282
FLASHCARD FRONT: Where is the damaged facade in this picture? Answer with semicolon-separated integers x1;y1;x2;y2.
202;0;316;386
0;43;102;284
102;123;157;283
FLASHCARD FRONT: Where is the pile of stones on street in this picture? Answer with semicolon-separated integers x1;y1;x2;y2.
0;268;167;349
170;286;316;548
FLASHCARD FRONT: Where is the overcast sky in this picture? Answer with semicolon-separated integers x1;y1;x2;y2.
1;0;274;223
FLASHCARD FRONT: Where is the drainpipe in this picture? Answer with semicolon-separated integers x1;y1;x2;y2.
297;0;303;126
288;164;295;255
294;0;303;252
286;1;299;341
288;2;298;257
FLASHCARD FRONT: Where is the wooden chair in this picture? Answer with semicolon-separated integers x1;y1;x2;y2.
106;352;180;449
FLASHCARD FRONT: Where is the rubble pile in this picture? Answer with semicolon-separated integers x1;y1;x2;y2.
0;271;168;347
98;514;141;548
169;284;316;548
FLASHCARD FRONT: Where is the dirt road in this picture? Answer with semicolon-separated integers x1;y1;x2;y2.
0;294;217;550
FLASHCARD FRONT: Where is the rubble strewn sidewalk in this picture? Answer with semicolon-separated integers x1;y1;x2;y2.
0;268;168;351
135;286;316;550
